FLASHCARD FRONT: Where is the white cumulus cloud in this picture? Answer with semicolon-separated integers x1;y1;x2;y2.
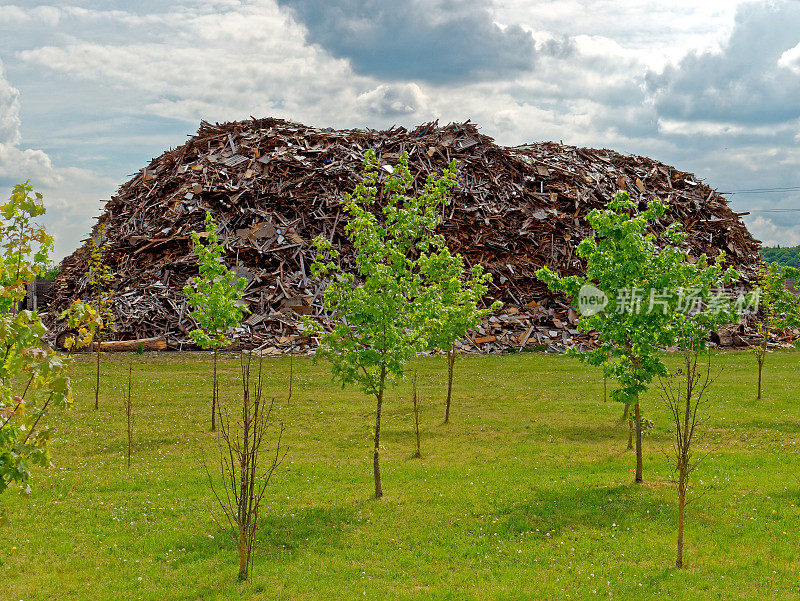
0;59;114;258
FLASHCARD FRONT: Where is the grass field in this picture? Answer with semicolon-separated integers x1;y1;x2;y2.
2;349;799;600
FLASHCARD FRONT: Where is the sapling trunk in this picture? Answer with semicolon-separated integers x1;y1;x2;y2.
125;361;132;467
374;395;384;498
676;466;686;567
211;348;218;431
236;380;250;581
288;341;294;402
444;343;455;423
634;399;643;483
675;352;700;567
238;530;248;581
412;371;421;459
757;359;763;400
94;345;101;410
373;364;386;499
627;414;633;450
622;403;633;450
676;396;691;567
678;353;693;567
756;338;766;400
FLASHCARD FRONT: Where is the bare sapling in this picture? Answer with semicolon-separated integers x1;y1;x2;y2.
206;352;285;582
412;370;421;459
659;347;714;568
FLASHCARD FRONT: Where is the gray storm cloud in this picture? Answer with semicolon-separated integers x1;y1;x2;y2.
646;2;800;125
275;0;537;83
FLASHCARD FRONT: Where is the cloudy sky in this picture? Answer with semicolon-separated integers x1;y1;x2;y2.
2;0;800;259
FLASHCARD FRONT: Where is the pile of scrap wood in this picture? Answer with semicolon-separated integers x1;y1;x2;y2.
47;117;765;353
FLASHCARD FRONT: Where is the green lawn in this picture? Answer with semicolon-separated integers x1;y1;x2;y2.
2;350;799;600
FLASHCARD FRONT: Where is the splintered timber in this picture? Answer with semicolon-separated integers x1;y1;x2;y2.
48;117;769;353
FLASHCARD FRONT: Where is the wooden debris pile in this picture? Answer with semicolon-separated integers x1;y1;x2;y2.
47;117;763;352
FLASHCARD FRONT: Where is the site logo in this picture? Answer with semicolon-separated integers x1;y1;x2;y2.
578;284;608;316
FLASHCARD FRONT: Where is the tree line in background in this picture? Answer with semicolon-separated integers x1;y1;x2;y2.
2;155;800;578
761;244;800;269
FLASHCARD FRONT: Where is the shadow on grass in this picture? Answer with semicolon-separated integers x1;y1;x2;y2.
331;416;461;453
497;483;673;538
530;420;666;448
738;419;800;435
387;424;467;446
171;503;361;568
85;437;181;456
557;422;627;442
258;503;361;556
775;485;800;504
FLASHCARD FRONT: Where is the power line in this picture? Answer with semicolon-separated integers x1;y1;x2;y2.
720;186;800;194
714;187;800;212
